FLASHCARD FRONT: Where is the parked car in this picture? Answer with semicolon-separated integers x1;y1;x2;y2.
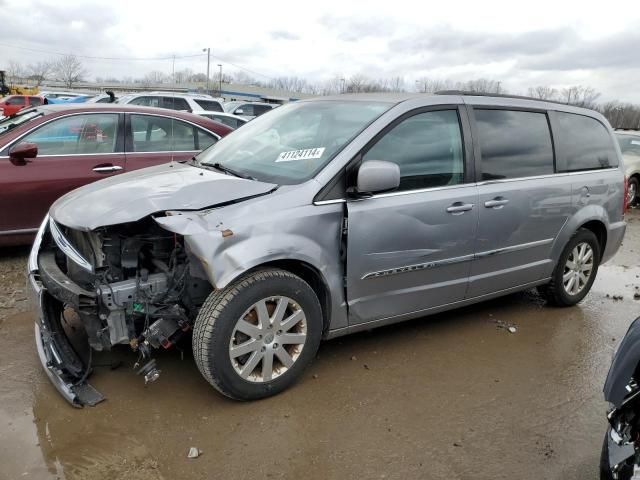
193;110;248;129
616;129;640;205
223;101;276;119
86;91;117;103
118;92;224;113
600;316;640;479
0;104;232;246
39;91;89;101
28;93;627;406
0;95;45;116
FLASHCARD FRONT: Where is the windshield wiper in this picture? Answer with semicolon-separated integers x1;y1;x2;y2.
210;162;256;181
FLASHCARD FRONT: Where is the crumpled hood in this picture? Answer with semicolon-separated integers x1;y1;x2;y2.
50;162;276;231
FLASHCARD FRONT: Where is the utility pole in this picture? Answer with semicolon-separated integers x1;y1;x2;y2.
203;48;210;94
218;64;222;98
172;55;176;83
340;78;345;94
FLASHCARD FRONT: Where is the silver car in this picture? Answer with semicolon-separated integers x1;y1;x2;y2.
615;129;640;205
28;93;627;406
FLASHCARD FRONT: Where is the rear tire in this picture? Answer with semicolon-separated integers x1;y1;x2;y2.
193;268;322;401
538;228;600;307
629;177;639;207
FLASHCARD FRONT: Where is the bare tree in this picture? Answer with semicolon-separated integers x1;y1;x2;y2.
174;68;194;84
599;101;640;129
415;77;454;93
527;86;558;100
456;78;504;94
142;70;168;86
559;85;601;108
6;60;24;87
27;61;53;87
53;55;87;88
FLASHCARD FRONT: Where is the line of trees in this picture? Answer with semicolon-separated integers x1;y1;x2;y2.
4;56;640;129
5;55;87;88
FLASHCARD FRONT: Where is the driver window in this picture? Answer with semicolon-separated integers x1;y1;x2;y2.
21;114;119;155
363;110;464;191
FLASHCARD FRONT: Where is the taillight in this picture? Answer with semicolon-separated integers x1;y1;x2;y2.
623;176;629;215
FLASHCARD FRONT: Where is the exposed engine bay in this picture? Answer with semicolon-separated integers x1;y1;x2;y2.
41;217;212;389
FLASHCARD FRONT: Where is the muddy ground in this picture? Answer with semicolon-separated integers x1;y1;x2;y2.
1;210;639;480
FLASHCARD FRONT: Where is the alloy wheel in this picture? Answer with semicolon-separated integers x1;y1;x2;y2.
563;242;594;296
229;296;307;383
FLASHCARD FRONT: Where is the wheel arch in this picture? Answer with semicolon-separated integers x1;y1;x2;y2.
550;205;610;272
245;260;333;335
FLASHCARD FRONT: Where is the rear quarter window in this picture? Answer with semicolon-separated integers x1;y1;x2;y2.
194;100;223;112
554;112;618;171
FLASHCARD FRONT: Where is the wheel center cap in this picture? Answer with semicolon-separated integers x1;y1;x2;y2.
264;332;275;344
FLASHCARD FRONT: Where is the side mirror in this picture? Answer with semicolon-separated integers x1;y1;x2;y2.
9;142;38;166
356;160;400;194
234;108;244;115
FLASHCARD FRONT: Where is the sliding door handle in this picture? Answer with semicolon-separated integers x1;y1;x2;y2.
484;198;509;209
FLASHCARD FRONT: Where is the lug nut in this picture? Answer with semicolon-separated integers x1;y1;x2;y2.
273;343;279;349
261;346;266;352
277;330;282;335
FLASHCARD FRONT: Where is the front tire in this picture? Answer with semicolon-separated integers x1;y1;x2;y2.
539;228;600;306
193;268;322;400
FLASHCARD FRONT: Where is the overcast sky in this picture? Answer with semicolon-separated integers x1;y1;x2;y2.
1;0;639;102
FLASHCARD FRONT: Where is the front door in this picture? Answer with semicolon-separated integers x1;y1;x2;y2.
346;108;478;324
0;112;125;233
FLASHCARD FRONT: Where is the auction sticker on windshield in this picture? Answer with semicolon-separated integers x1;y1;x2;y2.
276;147;325;162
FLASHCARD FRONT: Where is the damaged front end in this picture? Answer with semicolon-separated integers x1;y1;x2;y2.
28;214;212;407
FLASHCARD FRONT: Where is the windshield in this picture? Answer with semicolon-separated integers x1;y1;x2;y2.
617;134;640;156
0;109;44;136
197;101;390;184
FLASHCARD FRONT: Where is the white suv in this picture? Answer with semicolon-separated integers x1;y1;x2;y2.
117;92;224;113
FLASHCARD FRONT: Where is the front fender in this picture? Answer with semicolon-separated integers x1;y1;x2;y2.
604;317;640;407
155;203;349;331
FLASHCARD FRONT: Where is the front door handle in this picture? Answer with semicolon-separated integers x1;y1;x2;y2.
484;198;509;209
446;202;474;215
92;165;123;173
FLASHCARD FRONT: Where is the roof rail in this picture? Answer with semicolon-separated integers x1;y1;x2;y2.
434;90;572;106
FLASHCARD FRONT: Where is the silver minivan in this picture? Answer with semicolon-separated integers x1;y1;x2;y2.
28;93;627;405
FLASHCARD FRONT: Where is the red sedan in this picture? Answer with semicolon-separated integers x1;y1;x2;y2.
0;104;233;246
0;95;45;116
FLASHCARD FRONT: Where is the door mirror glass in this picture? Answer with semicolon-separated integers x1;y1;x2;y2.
9;142;38;165
356;160;400;194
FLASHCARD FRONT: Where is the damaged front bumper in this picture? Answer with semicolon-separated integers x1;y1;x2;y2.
28;215;104;408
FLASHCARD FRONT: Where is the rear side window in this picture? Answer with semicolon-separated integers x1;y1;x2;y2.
236;104;254;116
617;134;640;156
475;109;554;180
28;97;42;107
554;112;618;171
162;97;190;111
130;114;214;152
129;96;161;108
194;99;223;112
363;109;464;191
253;105;273;116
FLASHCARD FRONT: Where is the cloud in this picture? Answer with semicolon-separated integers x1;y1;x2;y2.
319;14;398;41
270;30;300;41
